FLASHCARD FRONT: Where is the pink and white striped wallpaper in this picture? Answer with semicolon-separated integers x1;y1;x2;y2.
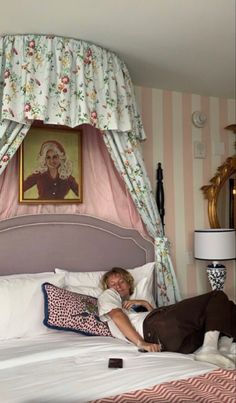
135;86;236;300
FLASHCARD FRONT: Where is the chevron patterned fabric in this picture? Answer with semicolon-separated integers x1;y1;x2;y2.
90;369;236;403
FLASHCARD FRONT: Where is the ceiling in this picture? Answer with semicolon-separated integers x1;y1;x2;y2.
1;0;235;98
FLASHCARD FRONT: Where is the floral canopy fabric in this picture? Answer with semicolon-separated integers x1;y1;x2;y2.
0;34;181;305
0;34;144;135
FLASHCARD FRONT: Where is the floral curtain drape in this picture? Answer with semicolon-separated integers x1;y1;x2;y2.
0;34;180;305
0;120;31;175
104;130;181;305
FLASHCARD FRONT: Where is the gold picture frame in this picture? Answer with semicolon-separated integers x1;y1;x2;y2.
19;125;82;203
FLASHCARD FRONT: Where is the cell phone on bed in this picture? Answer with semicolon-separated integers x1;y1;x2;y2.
108;358;123;368
138;348;148;353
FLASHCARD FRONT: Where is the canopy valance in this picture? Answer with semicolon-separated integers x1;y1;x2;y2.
0;34;145;138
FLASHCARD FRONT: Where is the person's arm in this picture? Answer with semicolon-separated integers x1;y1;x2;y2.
108;308;161;352
122;299;153;312
68;175;79;196
23;173;38;192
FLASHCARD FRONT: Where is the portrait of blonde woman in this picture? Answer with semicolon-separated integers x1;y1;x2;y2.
20;127;82;203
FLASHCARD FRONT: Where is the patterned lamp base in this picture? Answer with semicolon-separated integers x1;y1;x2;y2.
206;265;226;290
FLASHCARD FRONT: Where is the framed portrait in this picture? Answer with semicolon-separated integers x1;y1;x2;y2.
19;125;82;203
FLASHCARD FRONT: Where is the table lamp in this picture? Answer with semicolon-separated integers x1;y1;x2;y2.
194;229;236;290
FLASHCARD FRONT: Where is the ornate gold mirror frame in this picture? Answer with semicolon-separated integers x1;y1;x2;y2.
202;124;236;228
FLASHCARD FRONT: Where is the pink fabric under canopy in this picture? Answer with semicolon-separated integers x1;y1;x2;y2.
0;124;147;237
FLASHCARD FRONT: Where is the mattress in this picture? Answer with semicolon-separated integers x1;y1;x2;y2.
0;332;217;403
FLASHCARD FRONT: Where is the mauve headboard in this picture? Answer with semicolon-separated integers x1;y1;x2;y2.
0;214;154;275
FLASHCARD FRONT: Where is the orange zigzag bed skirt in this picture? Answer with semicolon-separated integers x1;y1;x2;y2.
90;368;236;403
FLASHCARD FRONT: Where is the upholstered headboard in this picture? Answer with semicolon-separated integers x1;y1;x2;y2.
0;214;154;275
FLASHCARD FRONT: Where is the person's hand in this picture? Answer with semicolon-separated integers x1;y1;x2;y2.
137;340;162;353
122;299;145;310
122;299;153;311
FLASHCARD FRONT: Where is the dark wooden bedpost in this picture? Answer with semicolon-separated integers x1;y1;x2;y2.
156;162;165;231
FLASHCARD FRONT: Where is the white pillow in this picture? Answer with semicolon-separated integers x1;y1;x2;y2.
0;272;65;340
55;262;156;307
0;272;54;279
66;284;102;298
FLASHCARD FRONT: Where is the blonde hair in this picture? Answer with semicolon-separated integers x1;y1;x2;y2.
35;143;73;179
101;267;134;295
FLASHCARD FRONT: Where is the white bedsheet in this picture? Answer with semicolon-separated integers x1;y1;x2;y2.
0;332;217;403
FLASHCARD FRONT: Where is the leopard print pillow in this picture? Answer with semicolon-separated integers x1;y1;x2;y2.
42;282;111;337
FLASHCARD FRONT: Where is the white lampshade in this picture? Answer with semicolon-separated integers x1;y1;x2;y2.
194;229;236;261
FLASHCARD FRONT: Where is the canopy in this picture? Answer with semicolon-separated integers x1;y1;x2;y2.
0;34;145;138
0;34;181;306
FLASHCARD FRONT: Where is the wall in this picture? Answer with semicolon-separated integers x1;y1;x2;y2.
135;86;236;300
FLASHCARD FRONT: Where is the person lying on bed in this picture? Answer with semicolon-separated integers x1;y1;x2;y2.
98;267;236;370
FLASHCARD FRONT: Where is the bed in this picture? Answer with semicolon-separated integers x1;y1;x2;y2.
0;214;235;403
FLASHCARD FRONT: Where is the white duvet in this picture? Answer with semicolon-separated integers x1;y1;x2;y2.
0;332;217;403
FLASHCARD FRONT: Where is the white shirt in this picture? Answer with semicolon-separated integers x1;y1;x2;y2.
98;288;149;341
